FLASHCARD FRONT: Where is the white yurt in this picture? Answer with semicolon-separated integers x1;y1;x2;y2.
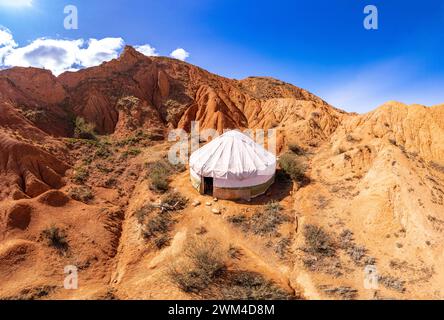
189;130;276;200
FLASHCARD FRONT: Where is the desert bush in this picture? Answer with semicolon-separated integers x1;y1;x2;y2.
41;226;68;251
320;285;358;300
135;203;156;224
378;275;406;293
334;147;347;155
228;202;290;237
141;212;173;239
5;285;57;300
250;201;290;236
227;214;248;226
146;158;185;192
274;236;292;259
430;161;444;174
147;159;172;192
161;191;188;210
288;143;305;155
115;131;152;147
72;166;89;184
95;144;112;159
219;271;294;300
137;192;186;242
122;148;142;158
74;117;97;140
169;238;295;299
228;245;243;260
303;224;335;257
169;238;226;293
22;109;47;122
154;235;171;249
68;186;94;203
346;134;361;143
339;229;371;266
279;153;308;183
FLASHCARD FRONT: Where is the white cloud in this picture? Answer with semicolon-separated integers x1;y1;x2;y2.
0;26;185;75
170;48;189;61
0;27;17;47
135;44;158;57
0;0;32;7
77;38;125;68
0;27;125;75
0;27;18;65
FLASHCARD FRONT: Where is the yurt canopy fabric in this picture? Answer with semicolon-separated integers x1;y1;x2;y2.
189;130;276;186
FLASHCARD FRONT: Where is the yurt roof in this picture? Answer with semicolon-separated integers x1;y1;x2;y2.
189;130;276;180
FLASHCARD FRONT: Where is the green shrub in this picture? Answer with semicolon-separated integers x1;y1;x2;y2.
95;144;112;159
145;157;187;192
22;109;47;122
74;117;97;140
72;167;89;184
115;131;152;147
122;148;141;158
68;186;94;203
279;153;308;183
147;159;172;192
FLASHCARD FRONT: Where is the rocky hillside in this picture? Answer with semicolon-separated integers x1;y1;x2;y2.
0;47;443;300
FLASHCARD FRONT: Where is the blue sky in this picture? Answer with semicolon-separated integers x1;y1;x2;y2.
0;0;443;113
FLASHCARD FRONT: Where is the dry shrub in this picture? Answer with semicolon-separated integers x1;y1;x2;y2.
161;191;188;210
320;285;358;300
339;229;374;266
168;238;295;300
169;238;226;293
136;191;187;245
430;161;444;174
142;212;172;239
288;143;305;155
303;224;335;257
72;166;89;184
227;201;291;237
279;153;308;184
378;275;406;293
41;226;68;252
218;271;294;300
68;185;94;203
74;117;96;140
146;158;186;193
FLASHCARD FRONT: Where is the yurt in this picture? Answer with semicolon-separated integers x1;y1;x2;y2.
189;130;276;200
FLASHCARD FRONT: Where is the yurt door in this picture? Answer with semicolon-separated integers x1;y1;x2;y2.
203;177;213;195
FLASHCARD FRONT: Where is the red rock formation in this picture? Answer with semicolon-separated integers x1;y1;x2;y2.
0;133;69;200
0;46;345;200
